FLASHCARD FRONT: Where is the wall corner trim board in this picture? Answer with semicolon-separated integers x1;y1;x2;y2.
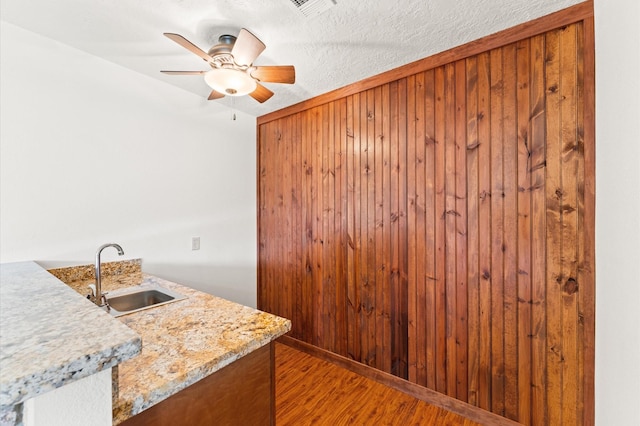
258;2;595;425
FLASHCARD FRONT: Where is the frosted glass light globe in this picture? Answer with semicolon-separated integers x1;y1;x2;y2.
204;68;257;96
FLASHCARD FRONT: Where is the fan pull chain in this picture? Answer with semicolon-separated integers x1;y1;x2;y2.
232;98;237;121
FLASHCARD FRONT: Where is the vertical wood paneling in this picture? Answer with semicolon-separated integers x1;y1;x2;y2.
444;62;458;399
544;28;563;426
258;123;267;311
327;102;337;352
312;106;323;347
434;66;448;396
303;109;314;343
280;115;291;326
388;80;402;377
364;89;376;367
559;23;579;426
465;56;480;407
489;46;506;416
414;71;428;385
347;94;359;362
406;74;418;384
373;86;386;372
529;33;548;426
336;97;348;358
476;51;493;412
502;43;519;421
257;14;593;426
423;70;437;391
581;17;596;425
417;71;430;386
380;84;392;374
576;20;591;426
397;77;409;380
454;59;469;403
355;94;365;363
353;93;364;363
515;37;532;425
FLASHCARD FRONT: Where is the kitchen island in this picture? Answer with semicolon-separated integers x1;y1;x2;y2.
0;261;290;425
110;274;290;425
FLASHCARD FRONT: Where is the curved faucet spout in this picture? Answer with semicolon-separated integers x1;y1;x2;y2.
93;243;124;306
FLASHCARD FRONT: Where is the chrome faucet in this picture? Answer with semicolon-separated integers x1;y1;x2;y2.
90;243;124;307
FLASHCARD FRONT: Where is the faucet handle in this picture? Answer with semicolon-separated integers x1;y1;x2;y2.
100;294;111;311
88;284;97;299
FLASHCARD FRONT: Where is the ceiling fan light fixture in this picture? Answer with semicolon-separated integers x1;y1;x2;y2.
163;30;294;103
204;68;257;96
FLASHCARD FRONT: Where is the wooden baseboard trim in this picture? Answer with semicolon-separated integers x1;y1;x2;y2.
277;335;521;426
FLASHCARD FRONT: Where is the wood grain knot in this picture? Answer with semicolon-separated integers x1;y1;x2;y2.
563;278;578;295
555;188;564;199
467;141;480;150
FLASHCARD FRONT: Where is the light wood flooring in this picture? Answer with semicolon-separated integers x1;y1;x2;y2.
275;342;482;425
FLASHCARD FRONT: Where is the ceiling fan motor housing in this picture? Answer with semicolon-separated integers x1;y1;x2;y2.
207;35;238;67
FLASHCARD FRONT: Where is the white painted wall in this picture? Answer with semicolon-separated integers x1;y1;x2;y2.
23;369;112;426
0;22;258;308
594;0;640;424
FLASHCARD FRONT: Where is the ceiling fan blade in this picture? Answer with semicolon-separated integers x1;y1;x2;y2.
232;28;266;67
208;90;225;101
161;70;207;75
249;83;274;103
164;33;214;63
251;66;295;84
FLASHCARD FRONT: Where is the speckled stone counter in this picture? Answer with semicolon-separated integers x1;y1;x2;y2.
1;260;290;425
110;274;291;424
48;258;143;297
0;262;142;409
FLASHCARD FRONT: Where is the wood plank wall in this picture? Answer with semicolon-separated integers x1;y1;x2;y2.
257;3;595;425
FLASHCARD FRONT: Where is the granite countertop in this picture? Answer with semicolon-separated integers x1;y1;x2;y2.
1;260;290;425
110;274;291;424
48;258;144;296
0;261;142;408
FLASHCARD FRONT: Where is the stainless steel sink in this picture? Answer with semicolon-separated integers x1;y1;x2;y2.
105;285;187;317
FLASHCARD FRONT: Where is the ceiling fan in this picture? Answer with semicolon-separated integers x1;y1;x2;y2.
161;29;295;103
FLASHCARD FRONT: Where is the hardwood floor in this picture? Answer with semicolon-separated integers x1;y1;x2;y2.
275;342;482;425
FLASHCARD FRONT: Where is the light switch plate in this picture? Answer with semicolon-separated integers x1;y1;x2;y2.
191;237;200;251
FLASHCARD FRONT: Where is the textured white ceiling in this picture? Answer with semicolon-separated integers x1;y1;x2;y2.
1;0;582;117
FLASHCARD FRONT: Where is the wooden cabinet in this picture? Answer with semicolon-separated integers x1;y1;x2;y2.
119;343;274;426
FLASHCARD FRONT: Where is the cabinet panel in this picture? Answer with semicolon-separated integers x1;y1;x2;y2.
119;344;274;426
